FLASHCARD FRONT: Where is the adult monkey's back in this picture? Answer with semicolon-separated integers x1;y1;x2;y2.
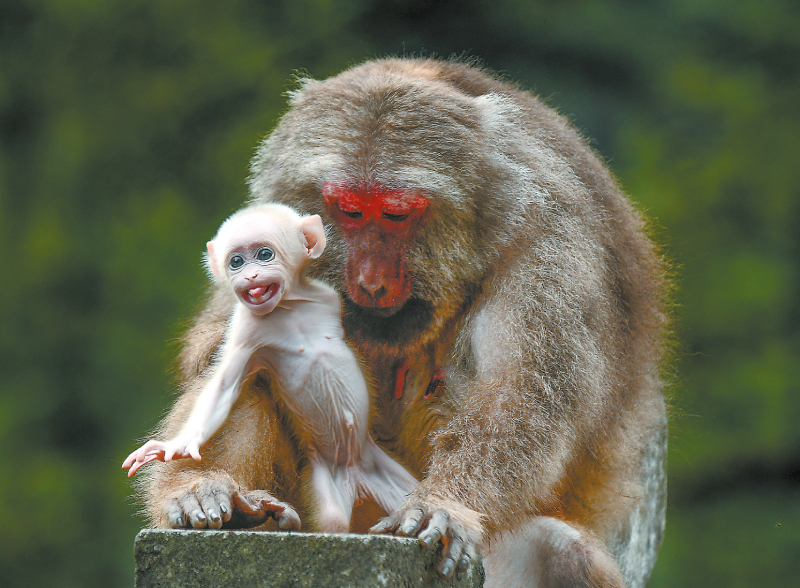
139;59;669;588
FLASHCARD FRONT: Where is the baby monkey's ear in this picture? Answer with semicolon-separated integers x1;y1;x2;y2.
205;240;225;282
299;214;326;259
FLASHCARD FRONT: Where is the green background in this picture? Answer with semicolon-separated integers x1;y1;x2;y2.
1;1;798;585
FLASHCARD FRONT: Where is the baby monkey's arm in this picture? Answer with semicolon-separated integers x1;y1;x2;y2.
123;326;253;477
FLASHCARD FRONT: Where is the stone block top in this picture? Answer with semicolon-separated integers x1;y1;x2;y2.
135;529;484;588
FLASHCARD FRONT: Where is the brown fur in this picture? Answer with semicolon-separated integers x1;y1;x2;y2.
136;58;668;587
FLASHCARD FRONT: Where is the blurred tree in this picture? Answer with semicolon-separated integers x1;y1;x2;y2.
0;0;797;586
0;1;372;585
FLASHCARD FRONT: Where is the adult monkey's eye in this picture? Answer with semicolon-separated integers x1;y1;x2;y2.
256;247;274;262
229;255;245;269
338;200;363;218
382;212;410;222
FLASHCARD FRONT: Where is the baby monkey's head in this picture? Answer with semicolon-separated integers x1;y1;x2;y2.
205;204;326;315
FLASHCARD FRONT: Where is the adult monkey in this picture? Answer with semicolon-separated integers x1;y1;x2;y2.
139;58;668;588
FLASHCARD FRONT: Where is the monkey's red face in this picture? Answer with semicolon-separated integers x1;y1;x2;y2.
323;182;429;317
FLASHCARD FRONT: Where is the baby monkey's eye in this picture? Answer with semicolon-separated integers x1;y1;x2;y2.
256;247;275;262
229;255;245;269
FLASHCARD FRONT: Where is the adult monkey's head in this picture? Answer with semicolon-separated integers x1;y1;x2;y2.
249;59;523;352
321;182;429;314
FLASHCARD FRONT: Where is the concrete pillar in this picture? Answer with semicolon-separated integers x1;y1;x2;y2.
135;529;485;588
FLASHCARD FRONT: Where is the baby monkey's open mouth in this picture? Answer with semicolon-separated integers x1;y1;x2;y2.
243;283;279;305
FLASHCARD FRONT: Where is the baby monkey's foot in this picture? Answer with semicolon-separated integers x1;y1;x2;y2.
231;489;302;531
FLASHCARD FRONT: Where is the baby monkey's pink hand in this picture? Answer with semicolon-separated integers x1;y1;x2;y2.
122;438;202;477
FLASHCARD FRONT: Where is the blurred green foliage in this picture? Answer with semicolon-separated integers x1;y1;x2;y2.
0;0;797;586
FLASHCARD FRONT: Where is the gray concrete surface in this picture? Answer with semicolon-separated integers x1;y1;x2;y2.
134;529;485;588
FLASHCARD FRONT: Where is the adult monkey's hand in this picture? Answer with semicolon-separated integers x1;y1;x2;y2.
370;491;483;579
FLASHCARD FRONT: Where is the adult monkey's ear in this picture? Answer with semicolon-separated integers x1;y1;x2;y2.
299;214;326;259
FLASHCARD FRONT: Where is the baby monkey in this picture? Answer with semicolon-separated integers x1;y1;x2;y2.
123;203;418;532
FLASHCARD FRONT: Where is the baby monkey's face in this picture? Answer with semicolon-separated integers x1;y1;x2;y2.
214;214;307;316
206;205;326;316
224;239;287;315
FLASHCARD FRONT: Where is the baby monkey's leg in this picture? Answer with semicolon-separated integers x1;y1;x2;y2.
308;451;354;533
359;437;418;515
